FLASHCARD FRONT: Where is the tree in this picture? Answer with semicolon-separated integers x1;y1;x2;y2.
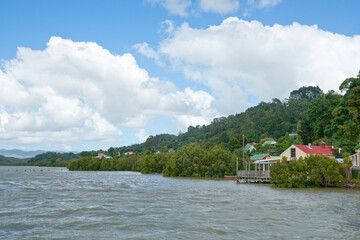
307;91;341;140
289;86;323;100
228;136;241;152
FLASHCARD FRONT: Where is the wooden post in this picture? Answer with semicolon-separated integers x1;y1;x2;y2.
236;157;238;176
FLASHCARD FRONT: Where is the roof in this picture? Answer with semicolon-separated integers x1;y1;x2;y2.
263;140;276;145
294;145;333;156
98;153;105;156
250;153;270;160
244;145;255;150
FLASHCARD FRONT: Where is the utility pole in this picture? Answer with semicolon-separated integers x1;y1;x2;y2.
242;134;245;170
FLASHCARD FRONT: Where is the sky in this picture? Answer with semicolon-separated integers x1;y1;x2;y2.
1;0;360;152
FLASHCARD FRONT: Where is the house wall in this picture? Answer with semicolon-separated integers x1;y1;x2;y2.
350;151;360;167
280;145;307;160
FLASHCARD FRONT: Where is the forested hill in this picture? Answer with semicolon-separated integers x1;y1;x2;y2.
0;155;28;165
118;86;323;154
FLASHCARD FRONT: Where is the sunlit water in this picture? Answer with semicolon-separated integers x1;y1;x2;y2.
0;166;359;239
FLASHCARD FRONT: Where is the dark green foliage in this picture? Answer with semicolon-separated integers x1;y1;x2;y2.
228;136;241;152
162;144;234;178
289;86;323;100
298;71;360;153
271;155;344;188
68;144;235;178
307;91;341;140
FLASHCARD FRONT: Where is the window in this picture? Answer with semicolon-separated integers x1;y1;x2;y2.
290;148;296;158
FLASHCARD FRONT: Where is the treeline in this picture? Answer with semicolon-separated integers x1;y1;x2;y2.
68;143;236;178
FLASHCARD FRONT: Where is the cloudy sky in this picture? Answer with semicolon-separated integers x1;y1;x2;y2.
1;0;360;152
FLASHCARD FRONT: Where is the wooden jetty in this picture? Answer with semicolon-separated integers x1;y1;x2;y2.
236;170;270;183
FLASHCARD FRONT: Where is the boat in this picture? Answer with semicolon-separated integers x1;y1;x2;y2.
224;175;235;179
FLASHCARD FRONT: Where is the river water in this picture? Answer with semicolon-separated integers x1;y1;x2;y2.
0;166;359;239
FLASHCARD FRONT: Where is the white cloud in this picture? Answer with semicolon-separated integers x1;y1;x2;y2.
0;37;216;150
136;129;149;143
257;0;282;8
133;42;164;66
147;0;192;17
199;0;239;14
159;17;360;115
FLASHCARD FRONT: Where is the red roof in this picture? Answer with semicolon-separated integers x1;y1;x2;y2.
294;145;333;156
98;153;105;156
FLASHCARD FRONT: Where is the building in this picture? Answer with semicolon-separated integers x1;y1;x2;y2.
262;140;277;147
125;151;134;155
280;143;335;160
95;153;112;159
250;154;280;171
244;144;256;152
250;153;271;162
350;150;360;168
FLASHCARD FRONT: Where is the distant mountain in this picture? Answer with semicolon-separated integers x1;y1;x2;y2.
0;149;46;159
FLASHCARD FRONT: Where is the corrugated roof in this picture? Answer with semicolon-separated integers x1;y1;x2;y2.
244;145;255;150
250;153;270;160
294;145;333;156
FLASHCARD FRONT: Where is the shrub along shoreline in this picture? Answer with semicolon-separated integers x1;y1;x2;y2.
270;155;359;188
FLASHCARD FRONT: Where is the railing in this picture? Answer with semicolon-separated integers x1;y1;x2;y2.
237;170;270;179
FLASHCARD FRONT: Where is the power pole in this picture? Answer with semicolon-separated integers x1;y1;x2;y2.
236;157;238;174
242;134;245;170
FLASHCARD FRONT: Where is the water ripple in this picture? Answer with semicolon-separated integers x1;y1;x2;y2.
0;166;359;240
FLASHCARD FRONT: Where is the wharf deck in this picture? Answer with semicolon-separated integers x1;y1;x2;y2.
236;170;270;183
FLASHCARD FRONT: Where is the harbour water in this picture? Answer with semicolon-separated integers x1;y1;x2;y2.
0;166;359;239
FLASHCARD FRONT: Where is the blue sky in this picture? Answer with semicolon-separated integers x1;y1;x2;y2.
1;0;360;152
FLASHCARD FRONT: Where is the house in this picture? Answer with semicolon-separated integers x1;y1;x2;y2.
350;150;360;168
262;140;277;147
250;153;271;162
125;151;134;155
250;154;280;171
95;153;112;159
168;148;175;153
244;144;256;152
280;143;335;160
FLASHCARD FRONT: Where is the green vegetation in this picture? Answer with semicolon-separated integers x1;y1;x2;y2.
68;143;236;178
0;155;28;165
271;155;345;188
298;71;360;152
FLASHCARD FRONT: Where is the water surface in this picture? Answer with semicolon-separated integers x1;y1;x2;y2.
0;166;359;239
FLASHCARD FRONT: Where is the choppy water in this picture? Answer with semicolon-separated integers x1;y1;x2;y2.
0;166;359;239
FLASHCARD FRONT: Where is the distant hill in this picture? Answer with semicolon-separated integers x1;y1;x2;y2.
28;152;80;163
0;149;46;159
0;155;28;165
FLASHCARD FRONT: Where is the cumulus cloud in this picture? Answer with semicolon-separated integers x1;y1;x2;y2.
159;17;360;115
199;0;239;14
0;37;216;150
147;0;192;17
